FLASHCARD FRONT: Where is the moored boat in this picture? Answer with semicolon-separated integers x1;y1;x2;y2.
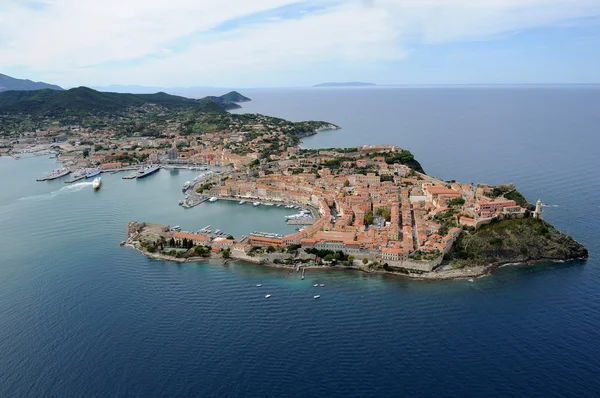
253;202;261;207
209;197;218;202
136;165;160;179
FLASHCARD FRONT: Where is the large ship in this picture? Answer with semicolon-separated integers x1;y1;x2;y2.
85;168;101;178
92;177;102;190
136;165;160;179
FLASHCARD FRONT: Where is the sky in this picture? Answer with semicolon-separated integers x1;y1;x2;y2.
1;0;600;88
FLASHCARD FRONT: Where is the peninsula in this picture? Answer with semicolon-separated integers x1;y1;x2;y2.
0;86;587;280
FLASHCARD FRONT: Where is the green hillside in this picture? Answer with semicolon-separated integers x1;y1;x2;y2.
0;87;248;117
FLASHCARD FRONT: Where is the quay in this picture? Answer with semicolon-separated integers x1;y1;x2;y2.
36;170;71;181
64;175;85;184
286;218;315;225
122;172;138;179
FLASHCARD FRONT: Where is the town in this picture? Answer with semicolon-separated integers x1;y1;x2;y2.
1;90;568;277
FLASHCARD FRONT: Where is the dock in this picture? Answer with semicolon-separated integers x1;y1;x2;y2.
122;172;138;179
181;197;208;208
36;170;71;181
64;175;85;184
286;218;315;225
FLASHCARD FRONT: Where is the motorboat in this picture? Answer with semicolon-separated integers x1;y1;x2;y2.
264;294;271;299
313;295;320;299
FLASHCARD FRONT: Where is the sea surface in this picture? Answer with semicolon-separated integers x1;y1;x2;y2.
1;87;599;397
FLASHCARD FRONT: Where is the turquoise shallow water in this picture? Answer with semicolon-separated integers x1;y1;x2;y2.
1;87;600;397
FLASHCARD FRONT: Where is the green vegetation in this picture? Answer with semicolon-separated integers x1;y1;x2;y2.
195;183;212;194
449;197;465;207
490;185;530;208
304;248;350;264
446;218;588;267
0;87;243;119
375;207;391;221
368;150;425;174
410;250;441;261
364;210;374;226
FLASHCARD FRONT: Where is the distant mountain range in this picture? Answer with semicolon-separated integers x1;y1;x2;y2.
0;86;251;117
0;73;63;92
313;82;376;87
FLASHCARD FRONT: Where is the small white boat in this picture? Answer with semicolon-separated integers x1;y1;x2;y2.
313;295;320;299
208;197;218;202
468;278;474;282
264;294;271;299
319;284;325;287
313;284;318;287
239;200;246;205
256;284;262;287
253;202;260;207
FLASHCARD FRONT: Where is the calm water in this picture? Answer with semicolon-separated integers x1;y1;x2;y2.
1;87;599;397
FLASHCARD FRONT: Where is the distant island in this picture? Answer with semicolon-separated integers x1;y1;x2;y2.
313;82;376;87
0;83;587;281
0;73;63;92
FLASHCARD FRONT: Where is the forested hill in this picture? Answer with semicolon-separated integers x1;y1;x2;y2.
0;87;250;117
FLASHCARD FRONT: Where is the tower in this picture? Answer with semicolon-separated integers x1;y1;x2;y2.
533;199;543;220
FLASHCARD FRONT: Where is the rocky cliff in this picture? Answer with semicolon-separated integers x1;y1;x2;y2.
446;218;588;268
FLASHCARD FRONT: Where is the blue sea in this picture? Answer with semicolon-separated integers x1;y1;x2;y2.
1;87;599;397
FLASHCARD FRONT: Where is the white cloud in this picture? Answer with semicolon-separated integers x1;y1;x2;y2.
1;0;599;86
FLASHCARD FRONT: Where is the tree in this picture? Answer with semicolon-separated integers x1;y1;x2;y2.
169;237;175;247
222;248;231;259
266;245;276;253
82;149;89;158
324;254;334;262
343;179;350;187
226;235;234;240
182;237;188;248
365;210;374;226
449;197;466;207
362;258;368;265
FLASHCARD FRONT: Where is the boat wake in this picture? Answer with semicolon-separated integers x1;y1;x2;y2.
19;182;94;201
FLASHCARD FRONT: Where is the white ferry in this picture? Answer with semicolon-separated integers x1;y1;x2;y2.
92;177;102;190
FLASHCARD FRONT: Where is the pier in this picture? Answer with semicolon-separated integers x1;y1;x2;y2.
286;218;315;225
64;175;85;184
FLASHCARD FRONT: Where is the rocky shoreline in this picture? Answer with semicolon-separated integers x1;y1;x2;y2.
124;237;585;281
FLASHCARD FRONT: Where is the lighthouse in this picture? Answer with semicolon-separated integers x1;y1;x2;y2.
533;199;543;220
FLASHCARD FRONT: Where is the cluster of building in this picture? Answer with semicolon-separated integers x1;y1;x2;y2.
177;146;539;272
